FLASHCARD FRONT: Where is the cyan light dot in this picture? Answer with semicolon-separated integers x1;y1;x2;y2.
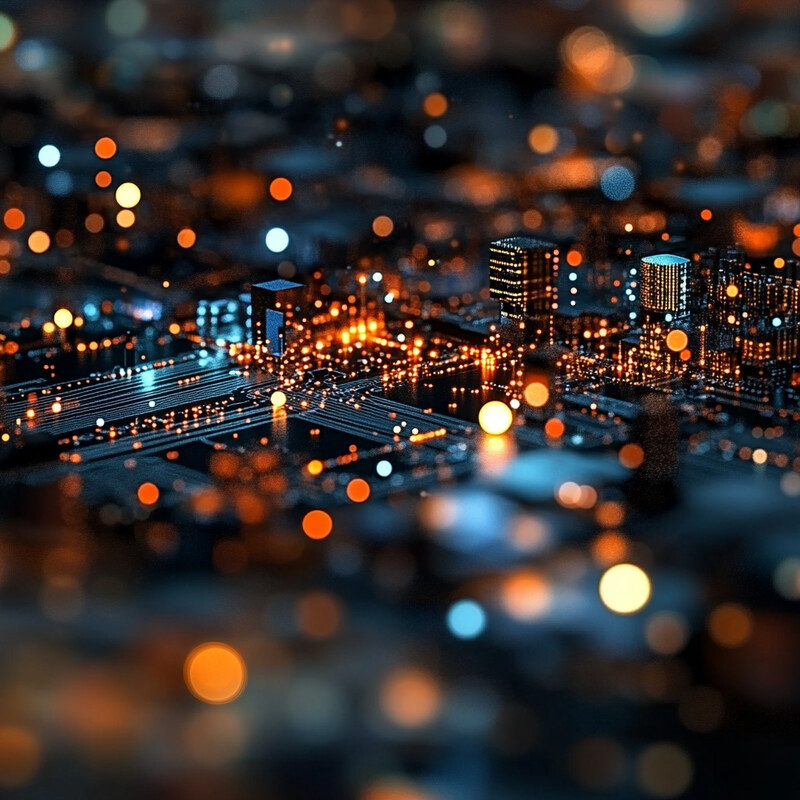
447;599;487;639
38;144;61;168
265;227;289;253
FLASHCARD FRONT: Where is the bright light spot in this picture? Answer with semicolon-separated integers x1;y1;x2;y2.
270;390;287;408
478;400;513;435
528;123;559;154
772;316;782;328
137;482;159;505
346;477;370;503
302;509;333;540
376;460;392;477
269;177;293;201
116;209;135;228
37;144;60;168
184;642;247;704
752;448;767;465
115;182;141;208
265;227;289;253
599;563;651;614
307;459;323;476
523;381;549;407
94;137;117;159
177;228;196;248
372;215;394;237
447;599;486;639
600;165;635;201
96;418;105;427
53;308;73;329
665;329;688;352
726;284;738;298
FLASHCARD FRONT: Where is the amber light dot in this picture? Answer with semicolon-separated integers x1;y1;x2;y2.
726;284;739;298
116;209;135;228
665;329;688;353
700;208;712;221
478;400;513;435
303;509;333;540
544;417;565;439
599;563;651;614
94;137;117;159
372;215;394;237
184;642;247;704
28;231;50;254
523;380;549;408
380;667;442;728
708;602;753;648
269;177;293;201
177;228;196;248
566;249;583;267
307;459;324;476
85;213;104;233
3;208;25;230
95;170;112;188
137;482;159;505
346;477;370;503
619;442;644;469
422;92;448;117
528;123;559;154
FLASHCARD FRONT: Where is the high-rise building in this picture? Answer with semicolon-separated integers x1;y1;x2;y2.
250;279;304;356
489;236;559;339
639;254;690;318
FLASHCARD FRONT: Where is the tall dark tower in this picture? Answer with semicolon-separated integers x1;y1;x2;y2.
489;236;559;340
250;279;304;356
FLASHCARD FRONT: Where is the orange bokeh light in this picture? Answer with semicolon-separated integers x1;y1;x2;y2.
303;509;333;539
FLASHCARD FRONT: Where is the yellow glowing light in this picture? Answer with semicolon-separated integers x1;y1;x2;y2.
528;123;559;154
752;448;767;465
307;459;324;476
302;509;333;540
184;642;247;704
115;181;141;208
599;563;651;614
53;308;73;329
774;257;785;269
168;322;180;335
478;400;513;435
523;381;549;408
51;401;62;413
28;231;50;254
726;284;738;298
42;321;56;334
270;390;287;408
665;329;688;352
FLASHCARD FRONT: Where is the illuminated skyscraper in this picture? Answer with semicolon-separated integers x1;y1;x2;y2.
489;236;559;339
639;254;690;318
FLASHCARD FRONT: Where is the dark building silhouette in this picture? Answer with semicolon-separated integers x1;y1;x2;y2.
250;279;304;356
